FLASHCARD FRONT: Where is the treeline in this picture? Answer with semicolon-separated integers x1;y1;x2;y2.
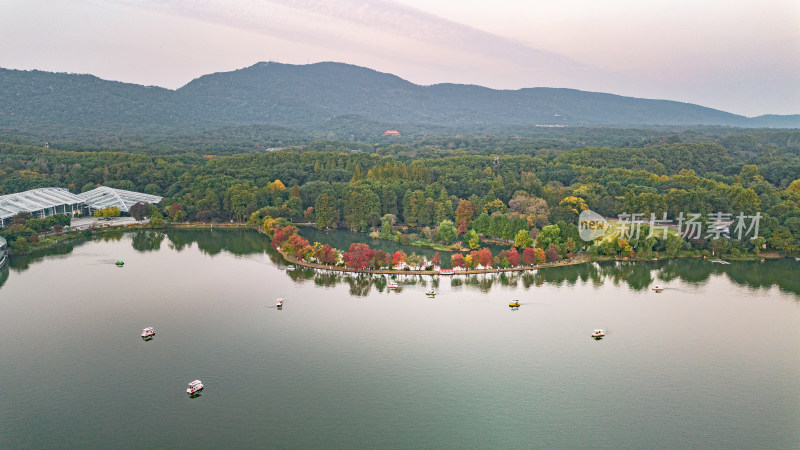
1;139;799;255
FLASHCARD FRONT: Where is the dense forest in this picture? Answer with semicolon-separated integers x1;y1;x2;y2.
1;128;799;258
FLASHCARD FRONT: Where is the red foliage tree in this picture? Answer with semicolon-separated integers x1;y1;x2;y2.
431;252;441;267
315;244;338;265
392;251;406;266
545;243;560;262
457;220;468;235
343;243;375;270
451;253;465;268
476;247;493;267
522;247;536;265
283;234;310;258
506;247;520;266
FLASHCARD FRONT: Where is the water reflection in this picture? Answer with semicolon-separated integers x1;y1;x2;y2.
278;257;800;298
2;230;798;298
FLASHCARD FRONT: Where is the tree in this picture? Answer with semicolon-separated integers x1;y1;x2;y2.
455;199;476;226
522;247;536;265
457;219;468;235
81;182;96;193
545;244;560;262
167;202;185;222
343;243;375;270
513;229;533;249
484;199;507;214
149;212;165;228
533;248;546;265
435;220;458;244
451;253;465;268
224;183;258;222
392;251;406;267
342;185;381;231
129;202;149;221
431;252;441;268
314;192;336;229
464;229;481;250
769;226;797;253
506;247;520;266
537;225;561;249
314;244;338;265
475;248;493;267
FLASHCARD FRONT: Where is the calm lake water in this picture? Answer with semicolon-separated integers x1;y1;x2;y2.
1;230;799;448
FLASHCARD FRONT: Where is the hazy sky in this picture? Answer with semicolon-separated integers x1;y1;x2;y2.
1;0;798;116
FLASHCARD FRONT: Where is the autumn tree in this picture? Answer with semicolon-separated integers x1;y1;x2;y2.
521;247;535;265
455;199;476;226
451;253;465;268
342;243;375;270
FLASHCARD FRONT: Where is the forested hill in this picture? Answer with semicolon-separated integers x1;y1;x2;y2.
1;62;798;137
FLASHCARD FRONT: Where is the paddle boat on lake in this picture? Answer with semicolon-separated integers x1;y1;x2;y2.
187;380;204;394
276;298;284;308
426;288;436;296
508;300;520;308
652;285;664;292
141;327;155;338
591;329;605;339
115;260;124;267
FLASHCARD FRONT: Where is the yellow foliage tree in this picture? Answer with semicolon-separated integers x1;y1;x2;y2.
267;180;286;192
558;196;589;214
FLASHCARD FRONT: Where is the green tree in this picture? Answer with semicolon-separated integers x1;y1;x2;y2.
435;220;458;244
314;192;336;229
514;229;533;249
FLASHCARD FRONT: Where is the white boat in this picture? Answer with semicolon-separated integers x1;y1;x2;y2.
426;289;436;296
388;282;399;289
186;380;204;394
141;327;155;338
276;298;284;308
591;329;605;339
287;265;295;271
652;285;664;292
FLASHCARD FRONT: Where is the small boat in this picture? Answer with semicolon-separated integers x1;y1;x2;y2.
287;265;295;271
426;289;436;296
141;327;155;338
652;285;664;292
591;329;605;339
115;260;124;267
388;282;399;289
186;380;204;394
710;259;730;265
508;300;520;308
438;269;454;275
276;298;284;308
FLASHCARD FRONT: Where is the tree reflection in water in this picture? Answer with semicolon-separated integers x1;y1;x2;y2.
2;230;797;298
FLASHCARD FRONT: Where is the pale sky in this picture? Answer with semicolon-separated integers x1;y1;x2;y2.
1;0;798;116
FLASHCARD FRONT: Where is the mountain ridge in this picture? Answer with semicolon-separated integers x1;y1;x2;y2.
1;62;798;137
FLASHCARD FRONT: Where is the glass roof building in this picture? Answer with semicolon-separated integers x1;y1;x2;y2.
77;186;162;213
0;188;84;227
0;186;162;227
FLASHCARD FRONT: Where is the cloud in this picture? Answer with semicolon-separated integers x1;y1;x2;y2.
110;0;588;85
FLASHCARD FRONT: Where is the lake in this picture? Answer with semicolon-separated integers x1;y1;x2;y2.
1;230;799;448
